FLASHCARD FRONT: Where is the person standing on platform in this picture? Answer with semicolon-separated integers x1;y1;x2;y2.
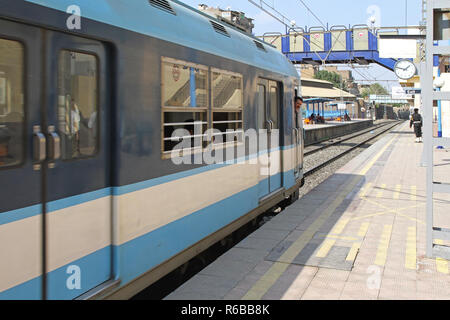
410;108;423;143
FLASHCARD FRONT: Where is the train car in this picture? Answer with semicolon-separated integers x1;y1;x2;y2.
303;98;341;120
0;0;303;299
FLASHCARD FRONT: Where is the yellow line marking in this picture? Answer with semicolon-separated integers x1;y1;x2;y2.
346;242;361;261
362;192;425;224
241;135;398;300
411;186;417;201
435;240;449;274
393;184;402;200
436;258;449;274
405;227;417;270
359;182;373;197
361;196;391;210
358;222;370;237
316;239;336;258
396;212;426;225
331;218;350;235
351;203;423;223
359;135;396;175
376;184;387;198
375;225;393;266
356;195;426;224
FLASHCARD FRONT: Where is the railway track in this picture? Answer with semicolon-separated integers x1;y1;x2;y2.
304;120;402;177
304;120;398;157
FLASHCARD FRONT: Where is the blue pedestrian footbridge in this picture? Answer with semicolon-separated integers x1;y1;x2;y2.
261;25;399;71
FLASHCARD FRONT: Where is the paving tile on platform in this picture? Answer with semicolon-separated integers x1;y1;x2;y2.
219;247;267;264
265;240;296;262
259;220;299;232
378;276;417;300
223;287;248;300
300;278;346;300
318;246;354;271
291;242;323;266
235;237;283;253
198;259;258;282
248;228;291;241
262;265;317;300
339;272;380;300
165;274;237;300
270;213;309;226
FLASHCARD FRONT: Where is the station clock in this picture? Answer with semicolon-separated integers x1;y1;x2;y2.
394;59;417;80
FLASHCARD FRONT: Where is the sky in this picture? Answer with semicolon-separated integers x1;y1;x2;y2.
180;0;424;91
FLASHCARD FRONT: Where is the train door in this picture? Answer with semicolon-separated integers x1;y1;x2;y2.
268;81;282;193
0;19;44;300
257;79;283;200
43;31;112;299
293;83;302;180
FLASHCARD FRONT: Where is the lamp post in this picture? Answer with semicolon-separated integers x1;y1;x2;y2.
370;16;376;33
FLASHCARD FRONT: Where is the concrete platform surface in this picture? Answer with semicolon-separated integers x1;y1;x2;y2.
165;122;450;300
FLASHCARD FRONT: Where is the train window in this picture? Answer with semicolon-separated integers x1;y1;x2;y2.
58;51;98;160
161;58;209;157
0;39;25;168
270;86;279;126
257;84;266;130
162;111;207;153
212;69;243;145
212;70;243;109
162;59;208;108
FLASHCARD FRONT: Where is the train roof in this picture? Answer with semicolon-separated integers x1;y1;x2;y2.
25;0;299;78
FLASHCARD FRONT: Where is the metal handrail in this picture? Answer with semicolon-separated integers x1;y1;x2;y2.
309;26;326;33
262;32;283;46
330;25;348;31
352;24;370;30
263;32;282;37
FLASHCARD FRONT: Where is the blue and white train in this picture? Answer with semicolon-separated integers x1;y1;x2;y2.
0;0;304;299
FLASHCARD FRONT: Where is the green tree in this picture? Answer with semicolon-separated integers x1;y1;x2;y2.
361;83;389;98
314;70;344;89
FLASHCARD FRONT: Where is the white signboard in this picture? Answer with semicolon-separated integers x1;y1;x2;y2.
392;86;413;100
379;39;417;59
338;103;347;110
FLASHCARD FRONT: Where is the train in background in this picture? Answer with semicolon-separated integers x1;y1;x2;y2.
0;0;304;299
301;99;401;122
300;98;374;121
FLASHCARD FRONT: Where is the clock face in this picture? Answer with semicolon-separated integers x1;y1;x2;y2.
394;59;416;80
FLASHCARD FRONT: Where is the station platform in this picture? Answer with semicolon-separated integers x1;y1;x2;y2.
304;119;374;146
165;121;450;300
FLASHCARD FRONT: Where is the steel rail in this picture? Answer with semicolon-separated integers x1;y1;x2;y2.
304;121;402;177
304;121;397;156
